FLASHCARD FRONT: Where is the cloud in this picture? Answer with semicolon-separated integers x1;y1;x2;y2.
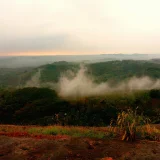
57;66;160;99
25;65;160;99
1;0;160;55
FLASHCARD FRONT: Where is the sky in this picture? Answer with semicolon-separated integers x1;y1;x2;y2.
1;0;160;56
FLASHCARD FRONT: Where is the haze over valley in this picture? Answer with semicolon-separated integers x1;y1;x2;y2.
1;0;160;159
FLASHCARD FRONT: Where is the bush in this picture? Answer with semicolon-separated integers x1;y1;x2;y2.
116;109;148;141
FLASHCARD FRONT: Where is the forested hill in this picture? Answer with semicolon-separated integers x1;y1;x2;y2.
40;60;160;83
0;60;160;88
87;60;160;82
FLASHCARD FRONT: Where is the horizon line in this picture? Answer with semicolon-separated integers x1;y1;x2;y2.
0;53;160;57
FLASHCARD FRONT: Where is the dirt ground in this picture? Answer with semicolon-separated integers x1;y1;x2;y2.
0;135;160;160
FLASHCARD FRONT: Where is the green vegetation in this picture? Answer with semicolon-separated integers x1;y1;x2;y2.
40;61;80;82
116;109;148;141
0;60;160;141
40;60;160;83
87;60;160;83
0;67;35;88
0;123;159;141
28;126;107;139
0;87;160;126
1;60;160;87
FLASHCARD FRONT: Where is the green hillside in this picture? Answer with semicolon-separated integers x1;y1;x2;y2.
0;60;160;88
0;67;35;88
40;61;80;82
87;60;160;82
40;60;160;83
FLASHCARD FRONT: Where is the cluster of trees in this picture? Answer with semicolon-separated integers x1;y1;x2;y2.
87;60;160;82
40;61;79;83
0;87;160;126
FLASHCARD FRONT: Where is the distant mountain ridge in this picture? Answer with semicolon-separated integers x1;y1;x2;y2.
0;54;160;68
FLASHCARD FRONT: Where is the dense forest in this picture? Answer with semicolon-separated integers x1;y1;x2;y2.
0;60;160;87
40;60;160;83
0;87;160;126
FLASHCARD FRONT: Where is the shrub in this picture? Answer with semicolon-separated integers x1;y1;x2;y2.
116;109;148;141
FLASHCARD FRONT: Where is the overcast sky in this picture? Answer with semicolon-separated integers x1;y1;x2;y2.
1;0;160;56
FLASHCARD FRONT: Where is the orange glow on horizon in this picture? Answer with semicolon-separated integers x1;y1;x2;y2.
0;51;103;56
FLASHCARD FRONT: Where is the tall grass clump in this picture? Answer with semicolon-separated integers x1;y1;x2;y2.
116;109;148;141
140;124;160;141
